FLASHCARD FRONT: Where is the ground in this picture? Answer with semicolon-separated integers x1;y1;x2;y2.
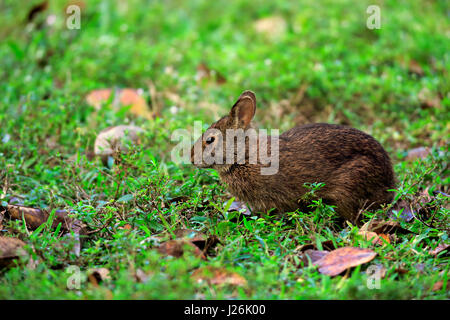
0;0;448;299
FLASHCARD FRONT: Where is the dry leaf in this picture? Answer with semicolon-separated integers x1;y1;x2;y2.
119;88;153;119
94;125;144;164
254;16;287;39
357;230;390;246
173;229;205;242
228;201;251;216
432;280;449;292
196;63;226;84
0;237;27;269
405;147;430;161
408;59;424;76
313;247;377;276
300;249;329;266
191;266;247;287
158;239;205;259
162;230;221;257
5;204;86;256
88;268;110;287
134;268;153;283
86;88;153;119
429;243;449;256
417;87;441;109
363;219;414;235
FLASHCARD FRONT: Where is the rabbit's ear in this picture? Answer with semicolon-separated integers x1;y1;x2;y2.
230;90;256;128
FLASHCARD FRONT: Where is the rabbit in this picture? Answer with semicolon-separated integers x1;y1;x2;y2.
191;90;395;224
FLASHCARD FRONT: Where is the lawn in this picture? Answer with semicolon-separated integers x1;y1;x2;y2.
0;0;448;299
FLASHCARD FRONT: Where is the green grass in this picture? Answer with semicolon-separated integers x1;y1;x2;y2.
0;0;449;299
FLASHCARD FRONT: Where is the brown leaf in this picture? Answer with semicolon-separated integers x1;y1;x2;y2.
415;263;426;274
363;220;414;235
6;205;85;233
5;205;86;256
85;89;112;109
254;16;287;39
405;147;430;161
134;268;152;283
228;201;251;216
313;247;377;276
86;88;154;119
173;228;205;242
408;59;424;76
429;243;449;256
299;249;329;266
88;268;110;287
0;237;27;269
94;125;145;164
388;199;415;222
418;87;441;109
395;265;409;275
432;280;449;292
0;208;5;231
157;239;205;259
167;229;221;256
191;266;247;287
196;63;226;85
119;88;153;119
358;230;382;245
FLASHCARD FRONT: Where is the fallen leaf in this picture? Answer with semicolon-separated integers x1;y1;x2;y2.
94;125;145;165
0;208;4;231
88;268;110;287
300;249;329;266
254;16;287;39
429;243;450;256
168;229;221;255
158;239;205;259
86;88;153;119
134;268;152;283
432;280;449;292
357;230;391;246
5;204;86;256
313;247;377;276
358;230;382;245
418;87;441;109
196;63;226;84
405;147;430;161
0;237;27;269
372;264;388;279
395;265;409;275
388;199;415;222
363;219;414;235
408;59;424;76
118;224;132;231
228;201;251;216
191;266;247;287
173;228;205;242
415;263;426;274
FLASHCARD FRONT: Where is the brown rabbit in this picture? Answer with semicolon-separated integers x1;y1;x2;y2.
191;90;395;224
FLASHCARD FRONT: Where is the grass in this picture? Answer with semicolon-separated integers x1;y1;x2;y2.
0;0;449;299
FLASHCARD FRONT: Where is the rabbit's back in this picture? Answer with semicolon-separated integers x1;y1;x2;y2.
274;123;395;221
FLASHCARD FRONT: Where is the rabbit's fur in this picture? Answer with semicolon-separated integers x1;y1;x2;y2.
191;90;395;223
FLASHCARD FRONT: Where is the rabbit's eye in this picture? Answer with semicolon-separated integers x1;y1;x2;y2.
205;136;215;144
